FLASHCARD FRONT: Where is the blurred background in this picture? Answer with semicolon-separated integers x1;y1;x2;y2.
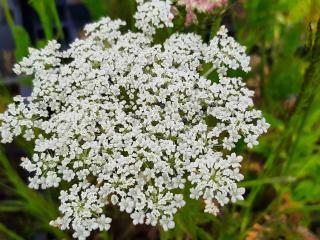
0;0;320;239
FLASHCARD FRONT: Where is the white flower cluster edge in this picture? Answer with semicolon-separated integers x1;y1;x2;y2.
0;0;269;239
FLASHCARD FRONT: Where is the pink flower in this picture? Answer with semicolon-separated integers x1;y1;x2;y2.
178;0;228;25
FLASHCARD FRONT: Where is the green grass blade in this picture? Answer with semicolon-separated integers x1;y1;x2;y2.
0;222;24;240
29;0;64;41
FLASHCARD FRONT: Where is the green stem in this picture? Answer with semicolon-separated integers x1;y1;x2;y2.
203;66;215;77
239;176;296;188
283;204;320;213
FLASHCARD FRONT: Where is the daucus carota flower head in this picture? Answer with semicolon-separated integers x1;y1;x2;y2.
0;1;268;239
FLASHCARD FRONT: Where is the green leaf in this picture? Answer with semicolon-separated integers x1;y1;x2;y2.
293;179;320;201
1;0;31;61
12;26;31;61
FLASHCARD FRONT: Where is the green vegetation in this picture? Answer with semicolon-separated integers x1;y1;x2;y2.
0;0;320;239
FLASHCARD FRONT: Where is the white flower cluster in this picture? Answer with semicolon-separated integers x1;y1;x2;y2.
0;2;269;239
135;0;174;35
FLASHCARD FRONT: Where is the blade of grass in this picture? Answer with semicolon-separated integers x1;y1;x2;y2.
0;222;24;240
239;176;296;188
0;200;26;212
48;0;64;39
283;204;320;213
29;0;64;41
29;0;52;40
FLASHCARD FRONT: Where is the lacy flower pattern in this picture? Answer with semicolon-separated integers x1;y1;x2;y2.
0;1;268;239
